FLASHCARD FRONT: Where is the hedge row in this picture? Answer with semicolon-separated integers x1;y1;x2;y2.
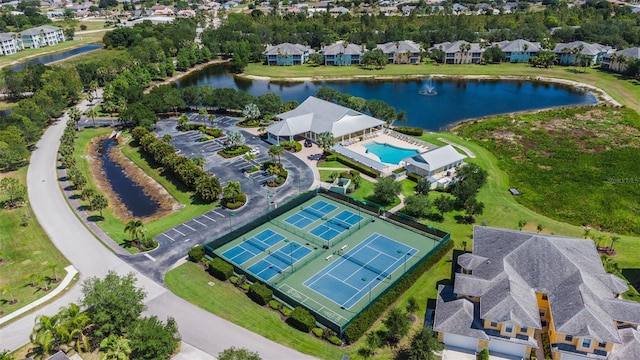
248;282;273;305
208;257;234;280
223;192;247;210
188;245;204;262
326;153;380;178
343;239;454;343
286;306;317;333
393;126;424;136
219;145;250;158
407;172;422;182
201;127;224;138
281;140;302;153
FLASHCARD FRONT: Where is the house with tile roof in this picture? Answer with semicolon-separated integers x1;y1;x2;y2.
601;47;640;73
552;41;612;66
20;25;64;48
264;43;310;65
434;226;640;360
376;40;422;64
0;32;23;55
495;39;541;63
266;96;385;144
431;41;484;64
319;41;364;66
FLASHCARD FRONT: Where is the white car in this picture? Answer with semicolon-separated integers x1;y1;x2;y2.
249;147;260;155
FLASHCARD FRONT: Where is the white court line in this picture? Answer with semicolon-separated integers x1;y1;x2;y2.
202;214;216;222
211;210;225;218
173;228;185;236
193;218;206;226
162;233;175;242
184;238;190;242
144;254;156;262
182;223;196;231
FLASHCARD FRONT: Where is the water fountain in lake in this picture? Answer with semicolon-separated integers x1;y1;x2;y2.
418;76;438;96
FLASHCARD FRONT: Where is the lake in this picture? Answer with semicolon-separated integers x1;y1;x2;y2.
176;65;598;131
12;43;102;71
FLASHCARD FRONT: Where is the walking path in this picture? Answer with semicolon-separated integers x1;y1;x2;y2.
437;138;476;158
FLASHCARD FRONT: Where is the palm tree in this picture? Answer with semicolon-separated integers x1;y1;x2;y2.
583;228;591;239
30;314;61;357
68;107;82;131
609;236;620;252
177;114;190;130
317;131;335;156
192;157;206;169
100;335;131;360
223;181;242;203
268;144;285;164
1;285;17;304
86;108;98;127
47;263;59;283
58;303;90;353
91;194;108;218
124;219;144;247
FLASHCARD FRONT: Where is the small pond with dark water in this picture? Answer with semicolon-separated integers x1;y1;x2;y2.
12;44;102;71
176;65;598;131
99;137;158;218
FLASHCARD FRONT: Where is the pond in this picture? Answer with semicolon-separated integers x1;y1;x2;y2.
99;137;158;218
176;65;598;131
12;43;102;71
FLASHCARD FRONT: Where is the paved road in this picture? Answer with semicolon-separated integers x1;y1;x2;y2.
0;102;317;360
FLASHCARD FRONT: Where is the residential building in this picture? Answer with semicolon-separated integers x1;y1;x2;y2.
329;6;349;15
376;40;422;64
20;25;64;49
495;39;541;63
264;43;310;66
434;226;640;360
403;145;466;188
320;41;364;66
552;41;612;65
601;47;640;73
431;41;483;64
266;96;385;144
0;32;23;55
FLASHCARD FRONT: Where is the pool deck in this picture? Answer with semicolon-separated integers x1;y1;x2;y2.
345;133;430;171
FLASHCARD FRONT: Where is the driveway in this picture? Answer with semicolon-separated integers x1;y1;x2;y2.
441;347;476;360
0;105;317;359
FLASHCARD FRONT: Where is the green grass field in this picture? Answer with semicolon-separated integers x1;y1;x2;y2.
0;167;70;319
318;170;399;209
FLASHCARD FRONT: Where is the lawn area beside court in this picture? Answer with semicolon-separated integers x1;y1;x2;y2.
71;128;219;252
318;170;399;209
243;63;640;112
0;167;70;319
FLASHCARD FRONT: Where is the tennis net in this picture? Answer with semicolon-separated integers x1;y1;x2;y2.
270;251;292;266
342;254;391;278
245;237;269;252
301;206;327;219
327;217;352;231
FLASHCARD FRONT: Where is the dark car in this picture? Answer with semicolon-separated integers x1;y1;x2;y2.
304;139;313;148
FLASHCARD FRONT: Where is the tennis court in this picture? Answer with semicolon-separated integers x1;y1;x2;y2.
247;240;313;281
309;210;364;241
303;233;417;309
221;229;286;265
284;200;338;229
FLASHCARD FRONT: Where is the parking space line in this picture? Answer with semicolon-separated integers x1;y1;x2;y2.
182;223;196;231
202;214;216;222
173;228;186;236
144;254;156;262
193;218;206;226
184;239;190;242
212;210;225;218
162;233;175;242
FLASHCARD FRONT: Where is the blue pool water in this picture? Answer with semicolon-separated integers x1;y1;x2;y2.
364;142;418;165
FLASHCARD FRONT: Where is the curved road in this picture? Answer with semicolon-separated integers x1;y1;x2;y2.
0;105;317;359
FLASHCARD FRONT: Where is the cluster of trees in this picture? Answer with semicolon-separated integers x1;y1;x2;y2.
0;64;83;170
0;1;52;31
131;127;222;203
26;272;180;359
0;177;27;209
357;302;443;360
316;87;405;125
124;218;156;250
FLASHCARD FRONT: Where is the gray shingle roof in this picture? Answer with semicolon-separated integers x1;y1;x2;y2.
376;40;422;55
610;327;640;360
552;41;611;56
434;284;489;340
614;47;640;60
264;43;309;56
320;41;363;56
46;351;72;360
21;25;60;36
0;32;18;41
457;253;487;271
431;41;483;54
495;39;541;53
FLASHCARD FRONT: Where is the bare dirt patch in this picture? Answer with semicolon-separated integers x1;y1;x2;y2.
87;135;179;222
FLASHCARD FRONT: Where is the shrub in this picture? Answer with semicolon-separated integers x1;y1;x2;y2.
248;282;273;305
237;119;260;127
200;127;223;138
343;239;454;344
286;306;317;333
393;126;424;136
328;152;380;178
207;258;234;281
223;193;247;210
280;306;292;317
407;172;422;182
327;335;343;346
477;348;490;360
188;245;204;263
269;300;281;310
325;155;337;162
229;276;238;285
240;283;250;291
219;145;250;158
312;328;324;338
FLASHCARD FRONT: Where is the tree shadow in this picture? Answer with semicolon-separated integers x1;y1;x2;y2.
58;176;68;182
77;205;91;211
426;213;445;222
63;185;75;191
69;194;81;200
87;215;104;222
454;215;475;224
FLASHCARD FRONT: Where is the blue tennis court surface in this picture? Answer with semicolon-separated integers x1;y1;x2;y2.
310;210;364;241
303;233;418;309
248;241;313;281
284;200;338;229
221;229;286;265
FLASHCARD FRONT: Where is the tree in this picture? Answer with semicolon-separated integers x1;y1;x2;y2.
403;195;432;218
0;177;27;208
415;176;431;195
601;255;621;275
124;219;144;245
360;49;387;69
80;187;96;202
537;224;544;233
47;263;59;283
82;271;146;341
609;236;620;251
407;327;443;360
382;307;411;347
86;108;98;127
58;302;90;353
227;130;245;148
357;347;373;360
195;175;222;203
268;144;285;164
1;286;17;305
231;41;250;73
218;347;262;360
91;194;109;218
177;114;190;130
68;106;82;131
464;198;485;222
406;296;419;315
279;100;299;113
100;335;131;360
223;181;242;203
518;219;527;231
583;228;591;239
316;131;335;156
242;103;261;120
30;314;61;357
373;177;402;206
309;52;324;66
461;240;468;252
482;46;506;63
127;316;181;360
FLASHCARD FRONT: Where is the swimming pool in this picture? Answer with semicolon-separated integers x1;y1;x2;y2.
363;142;419;165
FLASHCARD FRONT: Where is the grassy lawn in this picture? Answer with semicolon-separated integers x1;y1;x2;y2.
316;160;348;168
72;128;219;252
0;167;70;319
318;170;400;209
243;63;640;112
57;49;124;68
